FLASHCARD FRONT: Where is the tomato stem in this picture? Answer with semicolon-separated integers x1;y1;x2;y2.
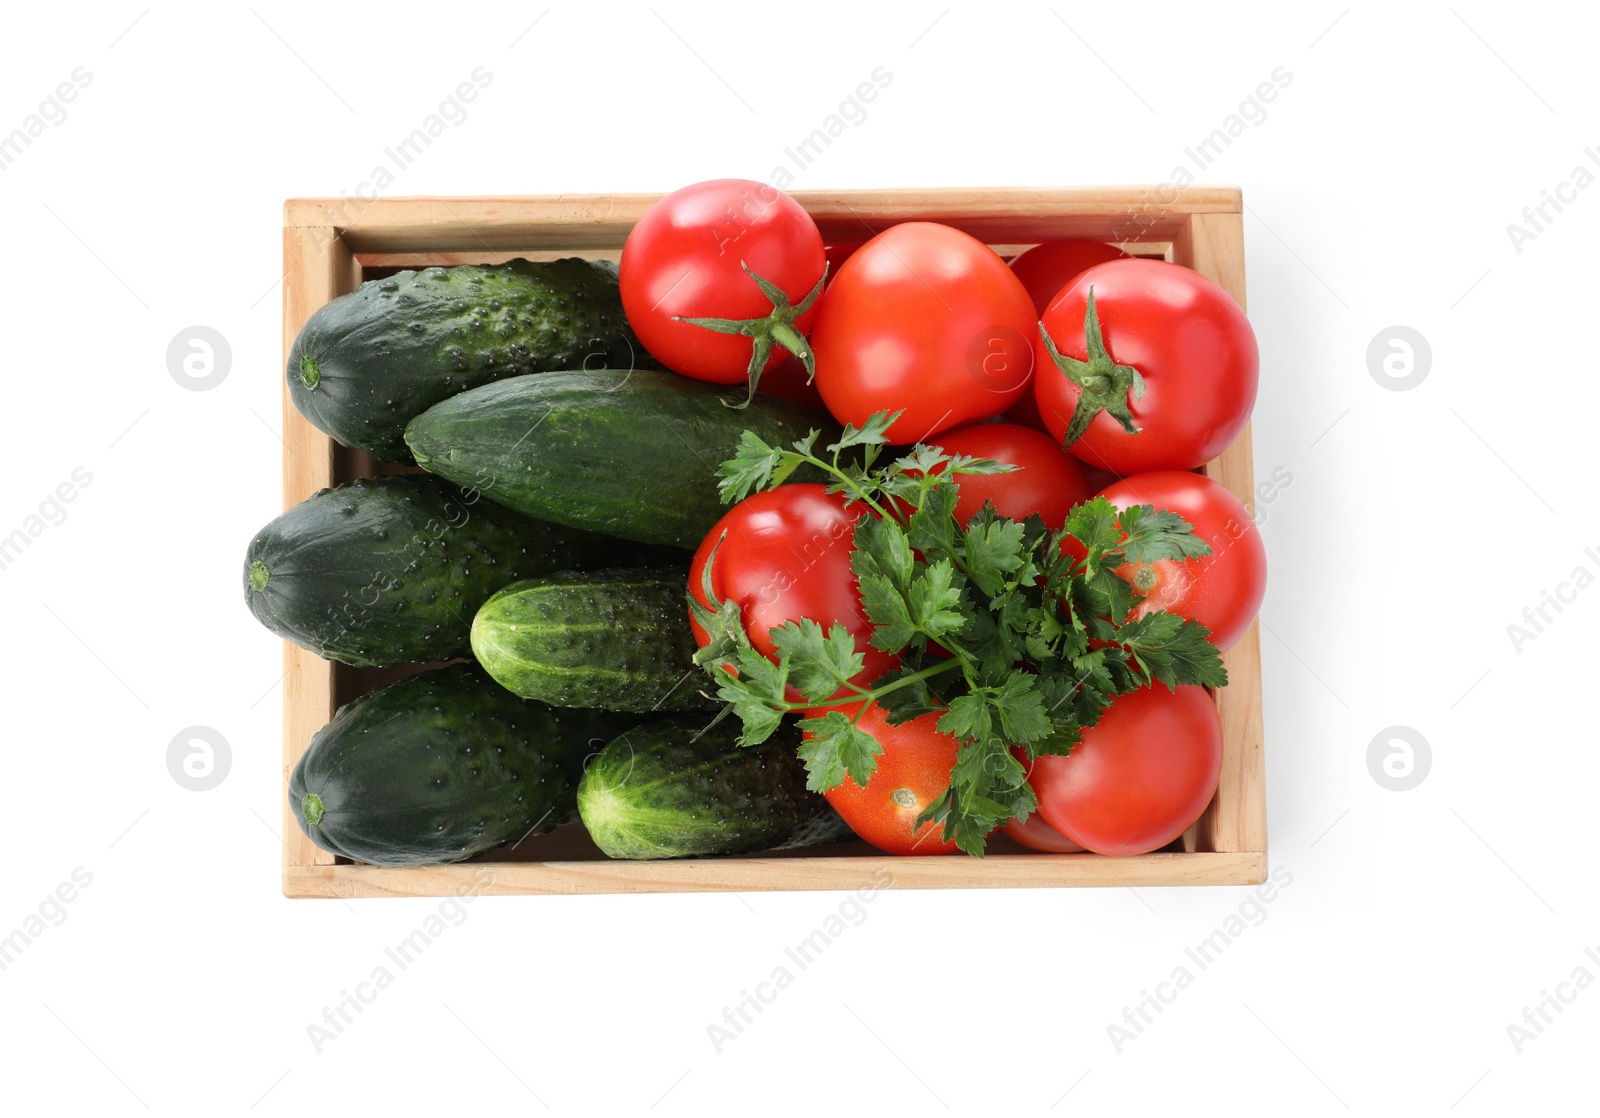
672;261;828;409
1038;287;1146;449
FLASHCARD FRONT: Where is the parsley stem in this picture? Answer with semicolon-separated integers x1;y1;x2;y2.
798;656;963;716
801;451;895;522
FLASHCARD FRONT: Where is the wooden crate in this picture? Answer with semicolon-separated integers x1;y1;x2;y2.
279;186;1266;898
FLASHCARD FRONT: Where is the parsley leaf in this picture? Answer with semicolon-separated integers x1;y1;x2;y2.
852;513;915;588
870;664;943;725
770;619;866;705
828;410;901;453
906;558;966;642
989;674;1052;743
717;431;783;504
1118;504;1213;564
796;710;883;791
857;571;917;653
907;479;961;553
1118;613;1229;689
963;518;1029;598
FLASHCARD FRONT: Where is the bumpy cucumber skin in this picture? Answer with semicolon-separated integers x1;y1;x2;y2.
288;664;632;867
472;568;714;712
288;259;649;462
244;474;676;668
577;717;850;859
404;369;840;548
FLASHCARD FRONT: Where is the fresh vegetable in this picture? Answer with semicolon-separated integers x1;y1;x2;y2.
698;411;1227;854
1007;240;1129;314
1092;471;1266;651
812;702;963;856
289;664;630;866
243;474;639;667
923;422;1093;530
1002;808;1084;853
1026;684;1222;856
810;222;1037;443
1004;241;1131;431
619;179;826;400
688;484;897;705
576;715;850;858
471;568;715;712
404;369;839;549
1034;258;1258;473
288;259;642;462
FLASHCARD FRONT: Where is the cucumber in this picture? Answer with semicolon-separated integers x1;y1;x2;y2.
289;664;632;867
244;474;677;668
577;716;852;859
472;568;714;712
288;259;647;462
404;369;840;548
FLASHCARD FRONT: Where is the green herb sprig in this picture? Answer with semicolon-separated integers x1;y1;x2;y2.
690;411;1226;855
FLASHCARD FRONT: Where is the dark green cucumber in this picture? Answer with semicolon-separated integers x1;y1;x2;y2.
288;259;648;462
577;716;852;859
404;369;840;548
472;568;713;712
289;664;633;867
244;473;679;668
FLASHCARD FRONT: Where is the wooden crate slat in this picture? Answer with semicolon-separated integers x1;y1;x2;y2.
279;226;355;870
1173;211;1269;855
285;851;1266;898
284;187;1242;254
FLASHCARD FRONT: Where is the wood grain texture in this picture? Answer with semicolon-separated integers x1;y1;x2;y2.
284;186;1243;254
284;851;1267;898
278;187;1267;895
353;241;1174;272
280;226;355;871
1174;210;1269;855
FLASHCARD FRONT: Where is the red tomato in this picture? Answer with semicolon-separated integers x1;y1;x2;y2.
1096;471;1266;651
816;702;962;856
1003;811;1084;853
620;179;825;390
688;485;895;703
926;422;1093;529
1008;240;1130;315
1029;685;1222;856
810;222;1036;443
753;247;861;410
1004;241;1128;433
1002;746;1083;852
1034;258;1258;474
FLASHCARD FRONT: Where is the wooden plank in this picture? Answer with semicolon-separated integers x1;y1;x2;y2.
355;242;1174;272
284;186;1243;254
280;225;354;875
1175;211;1248;310
1174;210;1268;855
284;851;1267;899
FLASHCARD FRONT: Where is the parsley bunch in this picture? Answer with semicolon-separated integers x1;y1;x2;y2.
690;411;1227;855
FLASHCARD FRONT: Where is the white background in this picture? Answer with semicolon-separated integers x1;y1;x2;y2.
1;2;1593;1114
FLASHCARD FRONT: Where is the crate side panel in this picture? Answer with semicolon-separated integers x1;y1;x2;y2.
1174;211;1268;854
284;186;1242;254
284;851;1267;898
280;226;357;874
